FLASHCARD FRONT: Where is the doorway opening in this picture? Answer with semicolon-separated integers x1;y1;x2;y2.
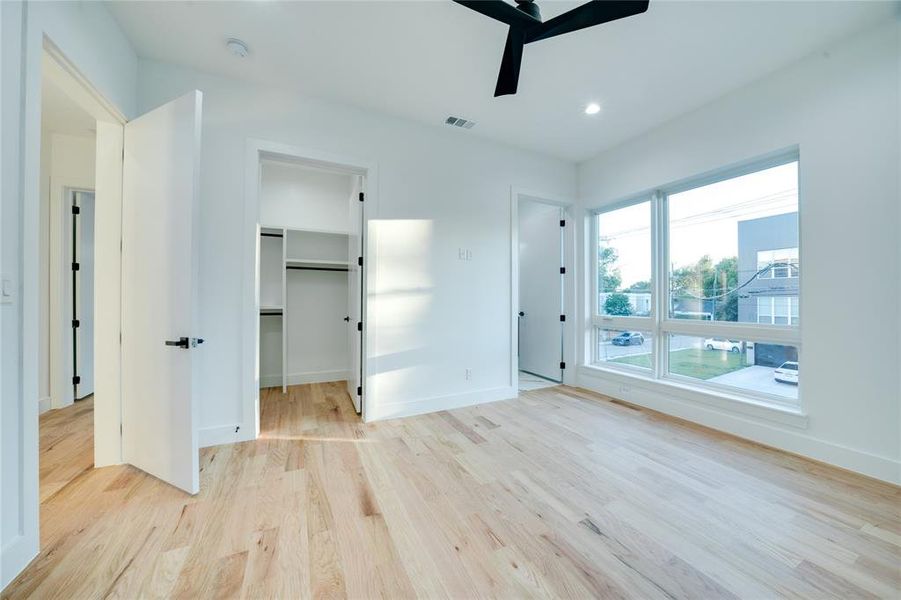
515;195;567;392
252;149;369;437
38;50;100;497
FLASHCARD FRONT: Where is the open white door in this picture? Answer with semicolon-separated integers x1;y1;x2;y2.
74;191;95;399
347;176;363;413
518;199;564;383
121;91;202;494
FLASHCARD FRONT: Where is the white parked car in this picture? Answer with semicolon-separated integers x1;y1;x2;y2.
703;338;742;353
774;361;799;384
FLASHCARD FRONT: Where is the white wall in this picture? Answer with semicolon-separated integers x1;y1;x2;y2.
2;0;136;588
136;58;576;431
577;21;900;483
260;160;353;232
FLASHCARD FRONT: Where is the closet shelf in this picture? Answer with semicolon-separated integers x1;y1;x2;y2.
285;258;349;268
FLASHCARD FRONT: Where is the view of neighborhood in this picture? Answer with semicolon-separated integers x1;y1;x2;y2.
595;162;800;401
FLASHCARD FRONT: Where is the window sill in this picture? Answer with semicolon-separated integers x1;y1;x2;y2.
577;364;809;429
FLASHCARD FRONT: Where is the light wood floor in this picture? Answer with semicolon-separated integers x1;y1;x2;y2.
4;383;899;599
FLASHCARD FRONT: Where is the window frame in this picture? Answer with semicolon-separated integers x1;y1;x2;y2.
589;150;802;408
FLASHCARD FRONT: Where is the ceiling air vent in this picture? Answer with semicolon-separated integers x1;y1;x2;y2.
445;116;476;129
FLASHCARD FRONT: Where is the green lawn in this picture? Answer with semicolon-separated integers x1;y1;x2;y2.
612;347;745;380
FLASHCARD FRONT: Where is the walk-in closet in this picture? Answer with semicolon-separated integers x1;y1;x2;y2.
257;157;364;413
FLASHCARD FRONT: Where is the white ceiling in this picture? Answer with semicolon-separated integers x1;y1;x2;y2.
108;1;895;161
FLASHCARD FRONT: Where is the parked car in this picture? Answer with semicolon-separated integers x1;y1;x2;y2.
612;331;644;346
703;338;742;353
774;361;799;384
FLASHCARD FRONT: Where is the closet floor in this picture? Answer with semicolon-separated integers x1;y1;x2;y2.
5;383;899;598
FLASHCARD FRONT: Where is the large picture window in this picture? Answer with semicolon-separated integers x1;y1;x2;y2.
591;154;801;407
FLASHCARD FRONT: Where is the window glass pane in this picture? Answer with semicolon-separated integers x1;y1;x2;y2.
668;161;799;324
668;335;798;402
597;201;652;316
595;328;654;370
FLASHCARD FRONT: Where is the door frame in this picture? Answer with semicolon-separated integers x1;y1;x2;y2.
12;33;128;586
243;139;378;433
510;188;577;389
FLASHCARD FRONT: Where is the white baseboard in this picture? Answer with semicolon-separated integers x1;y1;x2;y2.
1;533;38;591
259;370;350;389
366;385;517;422
38;396;51;414
577;367;901;485
198;424;252;448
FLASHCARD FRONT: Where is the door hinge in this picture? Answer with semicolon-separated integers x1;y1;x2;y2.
560;266;566;274
359;192;364;202
357;256;363;267
560;361;566;370
71;262;80;271
559;314;566;322
71;205;80;215
560;219;566;227
357;321;363;332
72;319;80;328
356;385;362;396
72;375;81;385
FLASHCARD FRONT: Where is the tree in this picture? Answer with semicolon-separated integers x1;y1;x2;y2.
670;254;739;321
604;293;633;316
625;280;651;293
598;246;622;292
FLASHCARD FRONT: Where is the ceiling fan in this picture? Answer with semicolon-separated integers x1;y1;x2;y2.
453;0;650;97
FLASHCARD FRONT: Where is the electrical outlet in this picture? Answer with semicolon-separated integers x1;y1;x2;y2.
465;368;472;380
619;384;631;395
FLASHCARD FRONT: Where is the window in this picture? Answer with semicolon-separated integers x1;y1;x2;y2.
591;154;801;408
667;336;798;402
594;328;654;370
756;296;799;325
596;200;652;317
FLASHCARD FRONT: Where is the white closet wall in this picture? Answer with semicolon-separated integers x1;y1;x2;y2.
260;161;352;232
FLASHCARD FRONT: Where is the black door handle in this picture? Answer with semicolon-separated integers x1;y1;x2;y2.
343;316;351;322
518;311;525;317
165;337;190;348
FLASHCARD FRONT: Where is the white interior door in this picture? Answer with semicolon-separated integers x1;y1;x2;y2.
74;191;95;398
347;176;363;412
121;91;202;494
518;199;563;382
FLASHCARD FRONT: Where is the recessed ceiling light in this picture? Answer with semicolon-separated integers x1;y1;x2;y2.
226;38;249;58
585;102;601;115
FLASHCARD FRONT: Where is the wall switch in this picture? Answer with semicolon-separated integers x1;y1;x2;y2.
1;277;12;305
465;368;472;380
457;248;473;261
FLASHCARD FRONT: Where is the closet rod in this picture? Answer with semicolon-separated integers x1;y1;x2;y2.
260;232;283;238
286;265;348;272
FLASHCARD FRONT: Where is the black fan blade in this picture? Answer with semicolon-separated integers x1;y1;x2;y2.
453;0;541;27
525;0;649;43
495;27;525;96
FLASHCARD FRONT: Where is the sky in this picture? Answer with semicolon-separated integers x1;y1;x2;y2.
598;162;799;288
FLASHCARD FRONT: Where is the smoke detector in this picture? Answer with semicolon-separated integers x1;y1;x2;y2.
226;38;249;58
445;116;475;129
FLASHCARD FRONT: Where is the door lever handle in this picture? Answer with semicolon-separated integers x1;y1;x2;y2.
343;316;351;322
165;337;190;348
